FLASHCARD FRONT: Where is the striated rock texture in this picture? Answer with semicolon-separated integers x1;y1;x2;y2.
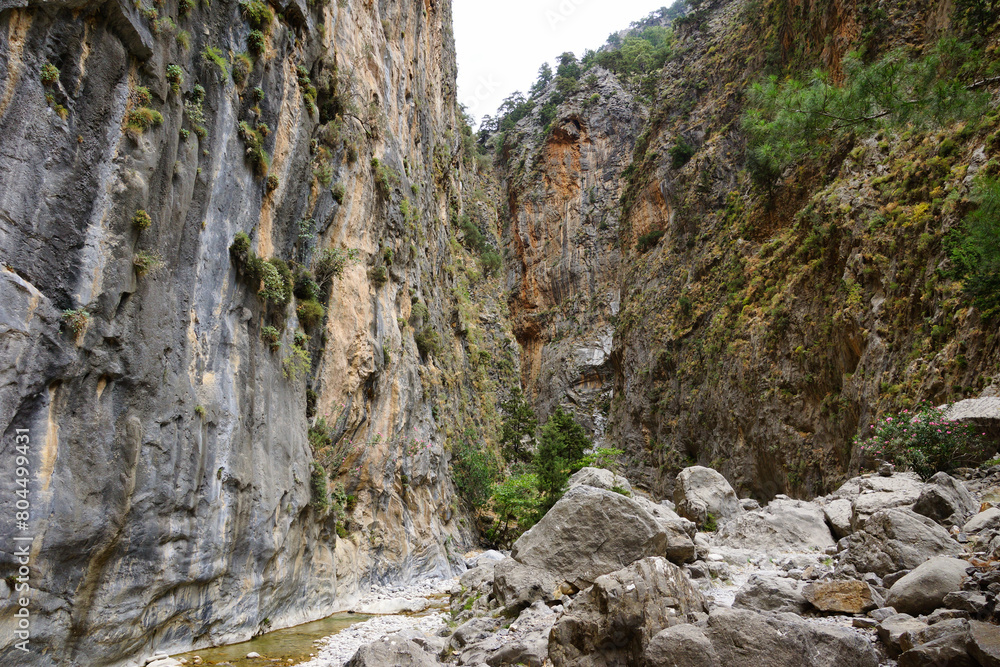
499;69;645;433
0;0;516;664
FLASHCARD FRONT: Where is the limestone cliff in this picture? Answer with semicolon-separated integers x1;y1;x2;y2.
499;69;644;433
490;0;1000;499
0;0;515;664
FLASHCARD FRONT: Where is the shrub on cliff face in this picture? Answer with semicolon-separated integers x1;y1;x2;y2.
855;404;988;478
949;176;1000;320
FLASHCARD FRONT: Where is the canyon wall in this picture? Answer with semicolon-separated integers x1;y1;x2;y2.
0;0;515;664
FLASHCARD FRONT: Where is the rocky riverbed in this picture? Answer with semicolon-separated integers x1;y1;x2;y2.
303;463;1000;667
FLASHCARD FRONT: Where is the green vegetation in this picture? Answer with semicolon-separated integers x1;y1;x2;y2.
178;0;195;17
856;405;989;479
487;473;540;548
499;388;537;462
743;39;990;188
247;30;266;57
368;265;388;288
239;0;274;32
238;120;269;177
451;429;500;507
703;512;717;532
371;157;399;198
176;29;191;50
948;176;1000;320
310;462;329;514
132;209;152;231
534;407;590;512
260;325;281;350
194;404;206;418
133;250;163;277
61;308;90;339
266;174;279;192
283;339;311;380
414;325;441;357
578;447;624;471
125;106;164;137
296;299;325;330
636;230;664;252
313;247;358;286
184;84;207;138
202;46;229;78
669;137;695;168
165;64;183;93
585;24;674;77
232;52;253;85
331;182;346;204
40;63;59;86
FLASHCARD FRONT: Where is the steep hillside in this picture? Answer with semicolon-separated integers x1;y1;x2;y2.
488;0;1000;499
0;0;515;664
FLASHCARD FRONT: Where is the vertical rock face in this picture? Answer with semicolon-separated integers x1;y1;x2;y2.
0;0;515;664
500;70;644;431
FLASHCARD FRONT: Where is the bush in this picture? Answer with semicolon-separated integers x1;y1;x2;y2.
266;174;279;192
260;257;292;305
40;63;60;86
230;231;252;263
132;209;152;231
500;388;537;462
534;407;590;511
231;52;253;85
296;299;326;330
414;325;441;358
166;64;183;93
331;182;346;204
61;308;90;339
310;462;329;514
450;430;499;507
178;0;195;16
855;404;989;479
260;325;281;350
948;176;1000;320
369;265;388;288
636;230;664;252
239;0;274;32
125;108;164;135
247;29;266;57
283;343;311;380
480;249;501;276
578;447;624;471
202;46;229;78
133;250;163;277
669;137;696;168
488;473;541;548
314;247;358;286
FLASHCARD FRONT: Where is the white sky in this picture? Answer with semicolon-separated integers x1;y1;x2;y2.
453;0;672;126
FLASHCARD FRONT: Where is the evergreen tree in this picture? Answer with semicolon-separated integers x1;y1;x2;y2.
500;388;538;462
534;407;590;512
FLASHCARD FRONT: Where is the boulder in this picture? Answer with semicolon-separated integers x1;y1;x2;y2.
899;618;970;653
912;472;978;528
451;616;502;649
732;574;809;613
645;607;879;667
485;600;555;667
878;613;929;657
832;472;925;502
568;466;632;494
492;558;561;613
802;580;877;614
969;620;1000;666
886;557;970;616
345;636;439;667
963;507;1000;533
823;498;854;539
838;508;964;577
548;557;707;667
897;619;975;666
713;498;835;553
673;466;743;527
633;495;697;564
511;485;668;590
942;591;989;615
459;562;495;593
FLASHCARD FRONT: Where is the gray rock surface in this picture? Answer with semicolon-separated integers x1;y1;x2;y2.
913;472;978;528
713;498;835;553
645;607;879;667
886;557;970;615
732;574;809;613
511;485;669;590
838;508;964;577
492;558;561;613
964;507;1000;533
345;635;440;667
969;620;1000;666
878;614;929;657
568;466;633;494
674;466;744;527
548;557;707;667
823;498;854;539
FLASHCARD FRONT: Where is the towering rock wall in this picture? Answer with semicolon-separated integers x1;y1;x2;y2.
0;0;515;664
500;70;644;432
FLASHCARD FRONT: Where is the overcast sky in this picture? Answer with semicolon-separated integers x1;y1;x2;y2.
453;0;672;126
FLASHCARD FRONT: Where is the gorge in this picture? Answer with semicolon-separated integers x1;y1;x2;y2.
1;0;999;664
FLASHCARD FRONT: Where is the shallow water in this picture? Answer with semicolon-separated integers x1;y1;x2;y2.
171;613;372;666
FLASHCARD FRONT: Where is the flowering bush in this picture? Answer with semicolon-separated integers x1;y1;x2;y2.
855;404;989;478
